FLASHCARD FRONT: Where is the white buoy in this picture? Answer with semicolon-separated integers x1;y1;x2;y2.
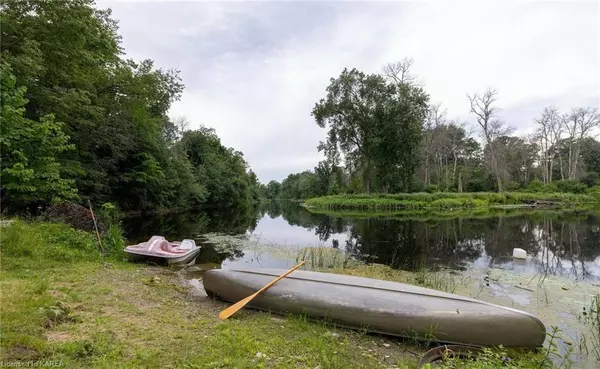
513;248;527;259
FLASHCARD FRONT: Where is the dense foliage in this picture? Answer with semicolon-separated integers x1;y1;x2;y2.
312;67;429;194
0;0;260;213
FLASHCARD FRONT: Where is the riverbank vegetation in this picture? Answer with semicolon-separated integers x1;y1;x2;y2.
1;0;261;215
303;191;599;211
262;60;599;201
2;219;555;368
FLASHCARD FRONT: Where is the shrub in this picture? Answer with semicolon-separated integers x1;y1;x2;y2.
43;201;106;233
555;180;587;194
424;184;440;193
588;186;600;200
526;179;545;193
504;181;522;191
581;172;599;187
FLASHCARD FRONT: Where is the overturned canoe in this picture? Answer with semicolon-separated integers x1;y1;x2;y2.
203;268;546;348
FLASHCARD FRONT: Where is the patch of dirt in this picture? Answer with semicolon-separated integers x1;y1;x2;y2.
1;344;42;361
46;331;73;342
48;289;66;299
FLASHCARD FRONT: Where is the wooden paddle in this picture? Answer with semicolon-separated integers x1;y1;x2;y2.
218;261;306;320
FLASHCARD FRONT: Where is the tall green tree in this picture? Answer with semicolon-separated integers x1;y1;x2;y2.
312;66;429;193
179;127;257;210
0;62;77;209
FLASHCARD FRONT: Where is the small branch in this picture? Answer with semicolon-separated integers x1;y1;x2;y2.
88;199;105;255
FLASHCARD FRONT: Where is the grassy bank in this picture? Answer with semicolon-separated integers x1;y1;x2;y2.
303;206;598;221
1;220;552;368
303;192;598;211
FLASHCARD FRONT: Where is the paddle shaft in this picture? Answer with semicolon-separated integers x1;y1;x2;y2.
218;261;306;320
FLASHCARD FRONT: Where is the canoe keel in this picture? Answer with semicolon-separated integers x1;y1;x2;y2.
203;268;546;348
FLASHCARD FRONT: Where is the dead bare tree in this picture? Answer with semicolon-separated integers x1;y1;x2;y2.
562;107;600;179
467;88;510;191
382;58;416;84
422;102;446;185
535;106;561;183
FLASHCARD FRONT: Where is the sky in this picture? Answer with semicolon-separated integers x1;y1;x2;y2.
99;0;600;183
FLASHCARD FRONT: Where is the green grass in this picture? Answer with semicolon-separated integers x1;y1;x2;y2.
304;205;599;221
0;220;557;368
303;192;597;211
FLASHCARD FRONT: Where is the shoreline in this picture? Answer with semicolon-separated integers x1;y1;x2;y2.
302;192;598;211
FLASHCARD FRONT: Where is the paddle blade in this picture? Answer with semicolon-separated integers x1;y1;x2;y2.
218;293;257;320
217;261;305;320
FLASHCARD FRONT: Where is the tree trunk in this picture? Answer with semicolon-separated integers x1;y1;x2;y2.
457;171;463;193
558;153;564;180
424;160;429;185
452;151;458;190
487;137;503;192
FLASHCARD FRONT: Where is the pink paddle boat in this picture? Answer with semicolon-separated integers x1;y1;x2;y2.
124;235;201;266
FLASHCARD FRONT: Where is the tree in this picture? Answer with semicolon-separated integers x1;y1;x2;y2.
0;62;77;209
312;68;388;193
490;135;538;188
265;180;282;199
421;103;446;185
562;107;600;180
535;106;562;183
467;88;512;191
382;58;416;84
312;64;428;194
179;127;257;210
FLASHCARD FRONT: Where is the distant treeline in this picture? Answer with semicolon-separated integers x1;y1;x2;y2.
262;60;600;200
1;0;261;213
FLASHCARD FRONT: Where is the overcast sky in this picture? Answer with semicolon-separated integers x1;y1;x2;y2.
100;0;599;183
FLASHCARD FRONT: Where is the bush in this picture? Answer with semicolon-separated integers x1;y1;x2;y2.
504;181;522;191
582;172;599;187
526;179;545;193
424;184;440;193
588;186;600;200
43;201;107;233
555;180;587;194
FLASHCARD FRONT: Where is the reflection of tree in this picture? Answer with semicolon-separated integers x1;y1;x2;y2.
122;211;211;243
338;211;599;277
122;205;261;243
345;218;481;271
277;201;349;241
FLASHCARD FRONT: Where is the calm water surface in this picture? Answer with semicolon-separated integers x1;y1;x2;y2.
123;202;600;281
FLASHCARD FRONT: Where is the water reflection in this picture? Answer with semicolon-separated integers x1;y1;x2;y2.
123;202;600;281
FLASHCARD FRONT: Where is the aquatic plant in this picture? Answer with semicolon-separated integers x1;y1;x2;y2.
578;294;600;361
296;247;360;269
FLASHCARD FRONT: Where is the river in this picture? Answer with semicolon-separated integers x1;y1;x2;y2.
123;201;600;366
123;201;600;281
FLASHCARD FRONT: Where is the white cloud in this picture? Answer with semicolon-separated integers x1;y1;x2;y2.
100;0;599;182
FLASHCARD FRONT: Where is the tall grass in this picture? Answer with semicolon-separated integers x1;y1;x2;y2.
296;247;359;269
1;220;101;264
0;219;125;270
303;192;597;211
